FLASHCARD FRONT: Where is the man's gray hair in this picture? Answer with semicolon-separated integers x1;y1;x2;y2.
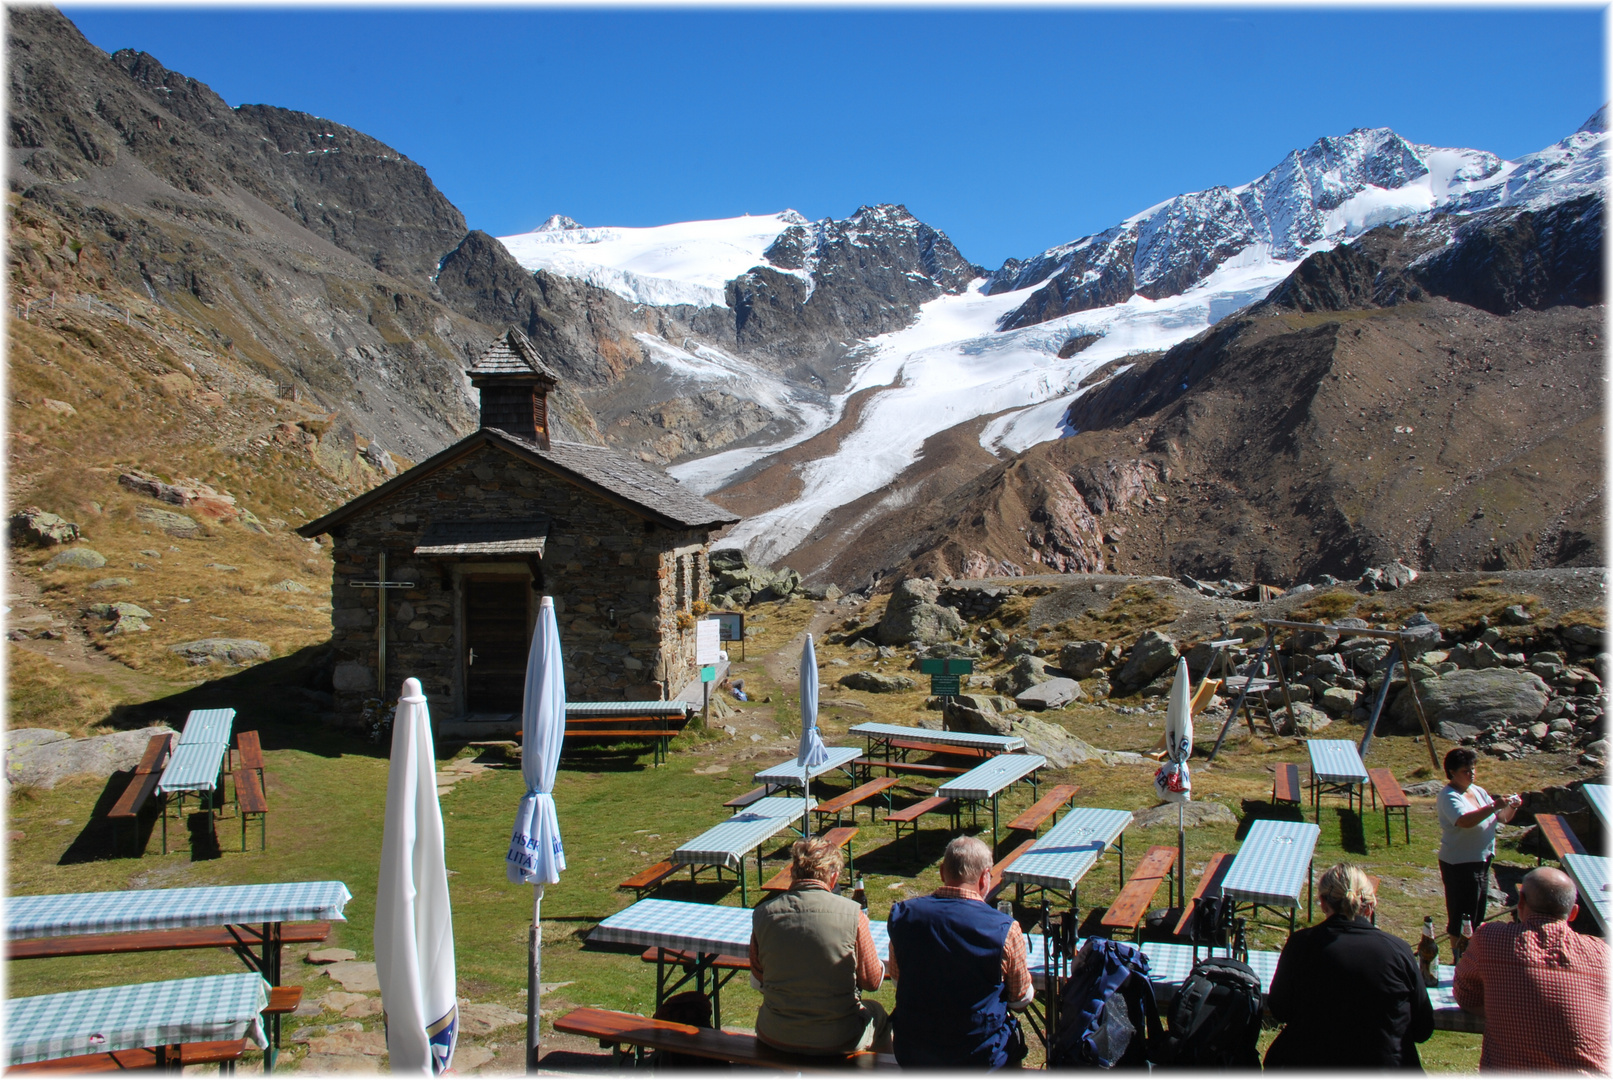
1521;866;1578;921
940;835;993;887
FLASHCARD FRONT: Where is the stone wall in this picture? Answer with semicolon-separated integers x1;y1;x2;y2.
326;442;713;727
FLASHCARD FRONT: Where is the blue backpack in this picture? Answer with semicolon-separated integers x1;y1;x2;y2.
1050;938;1162;1068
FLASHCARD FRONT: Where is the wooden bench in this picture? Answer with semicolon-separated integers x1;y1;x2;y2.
1367;767;1411;845
1006;784;1081;835
8;1039;249;1073
866;760;970;779
812;777;900;828
1101;845;1178;939
620;860;680;900
236;768;268;852
761;827;859;892
1173;853;1234;940
726;786;772;809
563;714;687;767
984;838;1037;905
7;922;332;962
888;738;992;760
235;730;266;793
886;796;956;857
1535;813;1588;864
107;732;173;855
1272;763;1302;808
554;1007;897;1071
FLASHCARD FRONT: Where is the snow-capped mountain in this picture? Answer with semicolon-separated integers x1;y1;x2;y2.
499;211;810;309
490;113;1604;571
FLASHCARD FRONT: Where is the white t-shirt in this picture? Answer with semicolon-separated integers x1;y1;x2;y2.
1437;782;1497;864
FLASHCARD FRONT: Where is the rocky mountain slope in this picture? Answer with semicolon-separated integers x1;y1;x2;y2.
814;196;1603;587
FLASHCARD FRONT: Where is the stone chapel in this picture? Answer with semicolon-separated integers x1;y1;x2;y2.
298;328;739;732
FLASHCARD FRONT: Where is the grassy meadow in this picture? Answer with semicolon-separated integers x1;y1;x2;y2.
18;594;1599;1071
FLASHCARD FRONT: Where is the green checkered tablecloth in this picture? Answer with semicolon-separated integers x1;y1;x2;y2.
5;972;269;1066
5;881;352;939
1222;819;1320;908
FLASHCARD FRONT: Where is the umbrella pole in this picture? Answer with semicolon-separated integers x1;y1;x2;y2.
1178;803;1187;908
527;884;544;1072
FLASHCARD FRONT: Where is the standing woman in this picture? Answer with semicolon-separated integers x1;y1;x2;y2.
1265;864;1434;1068
1438;747;1519;940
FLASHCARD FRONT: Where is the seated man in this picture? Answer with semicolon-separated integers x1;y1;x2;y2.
749;837;888;1055
886;835;1034;1069
1453;865;1608;1072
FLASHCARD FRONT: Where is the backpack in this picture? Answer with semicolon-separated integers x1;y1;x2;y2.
1159;955;1264;1068
1049;938;1163;1068
651;991;725;1070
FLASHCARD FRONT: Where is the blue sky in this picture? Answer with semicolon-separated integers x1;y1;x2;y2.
63;7;1605;269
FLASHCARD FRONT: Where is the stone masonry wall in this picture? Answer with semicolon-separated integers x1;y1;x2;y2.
326;442;713;727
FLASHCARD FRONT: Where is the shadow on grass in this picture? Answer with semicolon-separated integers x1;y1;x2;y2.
558;745;662;773
1236;799;1305;839
98;645;382;761
1334;807;1368;855
58;771;141;865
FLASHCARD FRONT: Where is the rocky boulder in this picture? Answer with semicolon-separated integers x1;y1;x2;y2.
838;671;914;694
1006;718;1146;768
1000;655;1053;696
943;694;1013;736
1359;560;1419;591
707;548;803;605
136;505;201;537
168;638;271;666
877;578;964;646
1387;668;1551;735
1058;640;1111;678
6;726;178;789
1015;678;1085;711
43;546;106;570
1115;631;1177;689
1131;801;1238;829
9;506;79;546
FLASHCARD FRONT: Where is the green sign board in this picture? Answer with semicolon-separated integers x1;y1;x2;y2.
700;665;717;683
929;674;962;697
918;657;975;676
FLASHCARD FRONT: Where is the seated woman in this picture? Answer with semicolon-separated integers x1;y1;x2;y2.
1264;863;1435;1070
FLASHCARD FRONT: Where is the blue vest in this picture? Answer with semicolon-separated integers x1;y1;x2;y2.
888;894;1014;1068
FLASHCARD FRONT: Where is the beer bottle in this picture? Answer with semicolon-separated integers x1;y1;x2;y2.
1454;917;1474;962
1417;916;1439;984
852;877;867;910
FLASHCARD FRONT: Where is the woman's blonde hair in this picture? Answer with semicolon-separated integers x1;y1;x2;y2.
789;837;844;886
1317;863;1376;920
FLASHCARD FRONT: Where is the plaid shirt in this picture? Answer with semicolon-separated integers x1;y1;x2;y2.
885;885;1034;1007
1452;912;1609;1072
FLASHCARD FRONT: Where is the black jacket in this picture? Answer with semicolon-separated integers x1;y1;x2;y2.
1264;914;1435;1070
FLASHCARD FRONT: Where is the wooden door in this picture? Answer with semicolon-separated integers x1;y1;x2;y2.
464;576;530;713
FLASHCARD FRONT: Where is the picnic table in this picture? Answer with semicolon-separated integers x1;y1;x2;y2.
1563;852;1610;935
937;754;1046;847
1581;783;1611;830
592;897;1046;1027
752;746;863;788
156;709;236;852
5;881;352;987
5;972;269;1068
848;722;1025;758
1221;819;1320;933
672;800;817;907
1305;739;1368;817
1000;806;1133;908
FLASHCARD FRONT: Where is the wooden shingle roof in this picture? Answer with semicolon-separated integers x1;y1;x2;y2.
468;327;559;381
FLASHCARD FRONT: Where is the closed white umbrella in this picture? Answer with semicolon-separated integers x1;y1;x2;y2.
375;677;458;1075
796;633;829;836
1153;657;1194;907
506;596;567;1070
